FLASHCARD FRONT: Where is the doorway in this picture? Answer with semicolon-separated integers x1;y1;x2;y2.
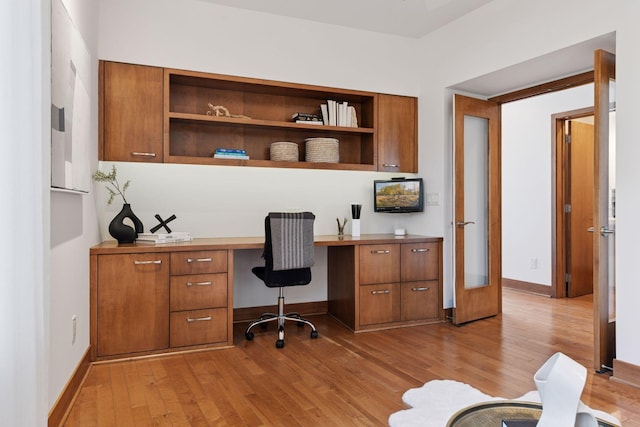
554;110;596;298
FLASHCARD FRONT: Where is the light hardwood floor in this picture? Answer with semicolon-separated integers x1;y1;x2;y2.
64;289;640;426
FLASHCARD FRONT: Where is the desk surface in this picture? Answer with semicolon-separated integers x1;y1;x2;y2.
90;233;443;255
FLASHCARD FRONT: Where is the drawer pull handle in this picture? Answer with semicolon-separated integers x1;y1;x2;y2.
186;316;212;323
187;257;212;263
133;260;162;265
371;250;390;254
411;248;430;253
411;287;430;292
186;281;212;287
382;163;399;168
130;151;156;158
371;289;391;295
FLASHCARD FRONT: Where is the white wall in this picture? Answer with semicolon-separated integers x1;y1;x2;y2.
502;84;594;286
97;0;430;309
613;0;640;367
1;0;49;424
48;0;102;411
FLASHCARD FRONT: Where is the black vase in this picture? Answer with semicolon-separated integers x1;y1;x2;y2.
108;203;144;244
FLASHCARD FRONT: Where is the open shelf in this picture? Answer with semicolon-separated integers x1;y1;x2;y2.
164;68;377;169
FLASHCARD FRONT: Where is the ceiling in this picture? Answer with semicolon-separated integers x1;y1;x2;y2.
197;0;616;97
198;0;494;38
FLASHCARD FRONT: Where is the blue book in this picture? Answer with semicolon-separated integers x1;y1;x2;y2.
216;148;246;154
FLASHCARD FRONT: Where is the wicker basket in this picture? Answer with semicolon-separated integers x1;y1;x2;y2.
305;138;339;163
270;141;299;162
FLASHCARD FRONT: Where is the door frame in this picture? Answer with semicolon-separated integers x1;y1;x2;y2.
552;107;595;299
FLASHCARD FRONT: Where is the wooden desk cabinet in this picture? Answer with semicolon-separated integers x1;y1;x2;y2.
328;238;443;332
90;235;442;361
90;243;235;361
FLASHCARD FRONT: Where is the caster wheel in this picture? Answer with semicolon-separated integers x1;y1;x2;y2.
245;331;254;341
276;339;285;349
310;330;318;339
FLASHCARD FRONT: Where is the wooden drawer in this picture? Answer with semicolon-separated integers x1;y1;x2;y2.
170;308;227;347
170;250;227;275
359;244;400;285
400;280;439;321
400;242;439;282
359;283;400;326
170;273;227;312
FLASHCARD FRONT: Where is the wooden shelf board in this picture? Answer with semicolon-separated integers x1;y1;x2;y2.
168;112;374;134
164;154;376;171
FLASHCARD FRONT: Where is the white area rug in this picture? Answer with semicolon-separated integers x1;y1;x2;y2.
388;379;620;427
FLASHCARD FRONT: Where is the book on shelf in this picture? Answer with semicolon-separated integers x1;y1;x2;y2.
327;100;337;126
215;147;246;155
213;153;250;160
348;105;358;127
213;147;249;159
322;100;357;127
295;120;324;125
291;112;322;122
136;232;193;244
320;104;329;125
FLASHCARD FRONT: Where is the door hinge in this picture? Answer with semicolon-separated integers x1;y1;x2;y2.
564;204;572;213
565;134;571;144
566;273;571;283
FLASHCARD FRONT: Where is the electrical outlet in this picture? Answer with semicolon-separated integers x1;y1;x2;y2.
72;315;77;344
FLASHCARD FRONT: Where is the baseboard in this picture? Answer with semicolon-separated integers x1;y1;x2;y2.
233;301;328;323
611;358;640;389
502;278;552;297
48;346;92;427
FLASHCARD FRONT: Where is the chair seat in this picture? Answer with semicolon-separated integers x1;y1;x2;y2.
252;266;312;288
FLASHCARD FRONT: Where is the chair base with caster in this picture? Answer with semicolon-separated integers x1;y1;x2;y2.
245;288;318;348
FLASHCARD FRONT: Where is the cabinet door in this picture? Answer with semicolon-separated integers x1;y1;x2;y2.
359;283;400;325
401;281;439;321
97;253;170;356
359;244;400;285
101;61;163;162
377;94;417;173
401;242;439;282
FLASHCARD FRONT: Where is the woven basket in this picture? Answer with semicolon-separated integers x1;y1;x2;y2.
270;141;299;162
305;138;339;163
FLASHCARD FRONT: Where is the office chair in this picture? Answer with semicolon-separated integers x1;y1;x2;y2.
245;212;319;348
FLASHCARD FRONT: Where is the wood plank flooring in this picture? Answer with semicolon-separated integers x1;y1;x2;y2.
64;289;640;426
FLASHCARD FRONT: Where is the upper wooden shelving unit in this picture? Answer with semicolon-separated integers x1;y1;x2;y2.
99;61;417;172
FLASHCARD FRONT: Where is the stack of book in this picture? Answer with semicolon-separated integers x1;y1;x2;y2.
291;112;324;125
320;100;357;127
213;148;249;160
136;232;193;244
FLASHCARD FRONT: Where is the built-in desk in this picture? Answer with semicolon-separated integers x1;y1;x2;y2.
90;234;443;361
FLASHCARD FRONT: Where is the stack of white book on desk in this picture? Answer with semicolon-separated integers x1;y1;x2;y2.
136;232;193;244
